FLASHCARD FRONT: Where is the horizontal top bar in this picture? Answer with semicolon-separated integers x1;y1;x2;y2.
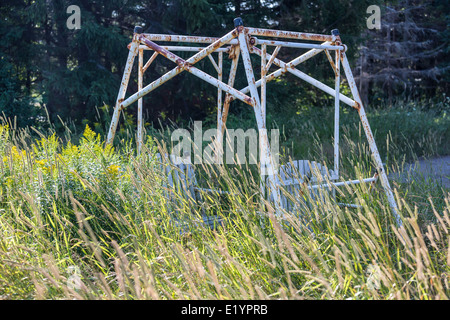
142;33;239;45
137;42;341;52
141;27;335;44
256;39;343;50
138;45;230;52
246;27;334;42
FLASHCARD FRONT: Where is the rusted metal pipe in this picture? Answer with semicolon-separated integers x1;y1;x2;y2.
324;49;337;76
117;29;241;111
238;31;260;115
120;67;183;111
216;51;223;164
340;50;402;226
142;33;239;45
143;52;158;73
140;29;238;66
220;48;240;135
138;35;185;66
261;44;267;122
231;43;331;102
265;45;281;72
207;54;220;73
309;177;377;190
236;18;282;214
189;66;254;106
107;29;140;145
137;49;144;155
260;43;267;198
251;46;357;108
138;45;230;53
184;29;238;65
107;22;401;227
121;36;254;110
281;177;377;188
255;38;344;50
334;46;341;178
247;27;333;42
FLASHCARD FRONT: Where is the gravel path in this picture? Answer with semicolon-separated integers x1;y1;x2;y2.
390;156;450;188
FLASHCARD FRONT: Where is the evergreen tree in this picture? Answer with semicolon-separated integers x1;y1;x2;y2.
1;0;447;132
355;0;449;105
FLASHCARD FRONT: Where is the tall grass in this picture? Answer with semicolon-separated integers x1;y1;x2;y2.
220;99;450;163
0;115;449;300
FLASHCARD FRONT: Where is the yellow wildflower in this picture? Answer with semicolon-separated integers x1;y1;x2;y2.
83;124;97;141
106;164;120;177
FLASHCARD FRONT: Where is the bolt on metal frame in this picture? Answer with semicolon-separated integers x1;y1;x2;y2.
106;18;402;226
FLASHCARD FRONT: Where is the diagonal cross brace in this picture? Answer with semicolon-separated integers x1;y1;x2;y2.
107;28;242;144
250;46;357;108
136;35;254;107
118;32;256;112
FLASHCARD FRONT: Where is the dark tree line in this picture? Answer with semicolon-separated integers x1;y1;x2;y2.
0;0;447;131
355;0;449;106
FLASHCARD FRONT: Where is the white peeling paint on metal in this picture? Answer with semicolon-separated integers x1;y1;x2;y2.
216;51;223;164
340;51;402;226
334;49;340;178
137;48;144;155
142;52;158;73
252;47;356;107
238;30;282;215
120;30;239;111
107;38;139;144
220;49;240;135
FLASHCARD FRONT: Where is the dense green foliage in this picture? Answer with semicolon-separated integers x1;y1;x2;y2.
357;0;450;105
1;0;447;132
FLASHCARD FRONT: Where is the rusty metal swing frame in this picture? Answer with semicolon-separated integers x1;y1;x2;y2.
106;18;402;225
